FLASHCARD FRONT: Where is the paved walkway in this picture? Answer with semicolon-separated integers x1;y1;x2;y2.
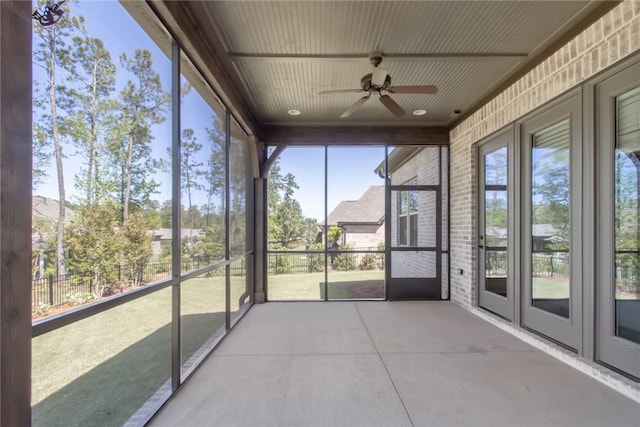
151;301;639;426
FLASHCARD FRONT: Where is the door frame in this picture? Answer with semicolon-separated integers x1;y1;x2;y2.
386;184;442;300
477;129;514;320
595;60;640;379
519;92;583;352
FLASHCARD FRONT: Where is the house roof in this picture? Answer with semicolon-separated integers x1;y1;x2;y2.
324;185;384;226
150;228;203;241
32;195;75;224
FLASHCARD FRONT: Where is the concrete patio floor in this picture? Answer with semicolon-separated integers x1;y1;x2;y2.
150;301;639;427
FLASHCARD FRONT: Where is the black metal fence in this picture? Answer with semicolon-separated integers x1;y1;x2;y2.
32;275;93;307
268;250;385;275
32;256;245;308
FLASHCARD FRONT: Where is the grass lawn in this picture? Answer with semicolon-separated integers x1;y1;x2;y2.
532;277;570;299
268;269;385;300
532;277;638;300
32;275;248;427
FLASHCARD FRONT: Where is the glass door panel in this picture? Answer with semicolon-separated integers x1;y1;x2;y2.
478;135;512;320
597;62;640;379
530;119;571;318
521;97;582;352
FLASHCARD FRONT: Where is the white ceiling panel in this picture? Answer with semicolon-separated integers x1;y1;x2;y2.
186;1;607;127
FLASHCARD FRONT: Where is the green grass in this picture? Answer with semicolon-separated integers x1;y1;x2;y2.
268;269;385;300
532;277;570;299
532;277;638;300
32;275;248;427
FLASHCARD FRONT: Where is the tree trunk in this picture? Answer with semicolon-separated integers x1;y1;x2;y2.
123;132;134;222
49;26;66;276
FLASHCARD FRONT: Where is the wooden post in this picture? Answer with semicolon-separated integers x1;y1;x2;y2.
1;1;33;425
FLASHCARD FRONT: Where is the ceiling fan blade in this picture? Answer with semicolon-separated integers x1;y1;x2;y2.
379;95;407;118
371;66;388;87
340;96;369;118
388;85;438;94
318;89;364;95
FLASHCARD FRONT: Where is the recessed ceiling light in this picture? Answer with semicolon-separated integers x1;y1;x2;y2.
413;109;427;116
288;109;301;116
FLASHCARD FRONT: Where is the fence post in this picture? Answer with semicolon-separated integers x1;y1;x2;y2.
48;275;54;306
549;256;554;278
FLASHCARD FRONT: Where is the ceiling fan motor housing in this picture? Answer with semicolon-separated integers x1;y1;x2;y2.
361;73;391;91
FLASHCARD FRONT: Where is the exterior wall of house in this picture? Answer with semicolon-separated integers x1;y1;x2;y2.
448;0;640;307
342;224;384;249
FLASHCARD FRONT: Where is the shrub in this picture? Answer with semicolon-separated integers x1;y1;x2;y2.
307;243;325;273
32;303;53;318
335;248;357;271
271;254;291;274
358;254;378;270
65;291;97;306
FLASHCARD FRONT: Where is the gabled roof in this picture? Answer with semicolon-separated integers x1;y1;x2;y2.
324;185;384;226
150;228;203;241
32;195;75;223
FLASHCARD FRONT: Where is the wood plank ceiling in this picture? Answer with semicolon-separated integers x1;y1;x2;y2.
156;1;612;136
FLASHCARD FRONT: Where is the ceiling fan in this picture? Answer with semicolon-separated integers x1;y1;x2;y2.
318;54;438;118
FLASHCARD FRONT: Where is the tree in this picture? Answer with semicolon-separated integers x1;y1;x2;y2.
204;117;226;227
175;128;204;232
485;148;507;231
66;202;122;297
32;97;52;189
614;151;640;291
63;27;117;206
112;49;170;223
304;217;320;244
159;200;172;228
229;136;247;254
268;162;307;247
532;143;570;250
33;0;79;275
121;212;153;288
327;226;342;245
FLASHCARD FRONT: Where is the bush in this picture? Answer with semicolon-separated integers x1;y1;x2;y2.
65;291;97;306
271;254;291;274
358;254;378;270
335;249;357;271
308;253;324;272
32;303;53;318
307;243;325;272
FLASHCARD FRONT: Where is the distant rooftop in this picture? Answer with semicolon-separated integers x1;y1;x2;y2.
323;185;384;226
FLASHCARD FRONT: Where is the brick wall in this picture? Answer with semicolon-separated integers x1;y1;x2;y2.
448;0;640;307
343;224;384;249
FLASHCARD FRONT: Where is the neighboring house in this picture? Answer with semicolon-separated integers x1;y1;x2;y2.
32;195;76;245
321;185;384;249
149;228;204;256
532;224;565;251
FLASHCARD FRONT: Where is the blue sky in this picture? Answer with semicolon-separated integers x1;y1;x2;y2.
32;1;386;221
278;146;386;221
33;0;174;203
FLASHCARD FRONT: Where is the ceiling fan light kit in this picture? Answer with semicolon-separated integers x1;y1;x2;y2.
319;54;438;119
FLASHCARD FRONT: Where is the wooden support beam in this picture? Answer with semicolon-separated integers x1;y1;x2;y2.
261;145;288;179
261;126;449;146
1;2;32;425
248;135;261;180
